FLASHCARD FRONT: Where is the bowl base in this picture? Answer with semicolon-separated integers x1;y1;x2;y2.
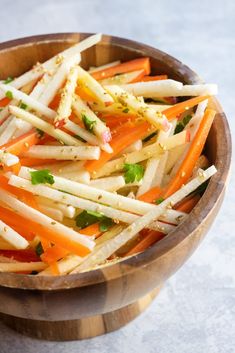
0;286;161;341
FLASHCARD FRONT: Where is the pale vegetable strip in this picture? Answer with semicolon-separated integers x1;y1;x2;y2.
72;166;217;273
0;262;47;273
9;106;83;146
23;145;101;161
35;196;76;219
106;85;170;131
54;65;79;127
0;150;19;166
73;95;112;144
88;60;121;73
0;188;95;251
0;220;29;249
0;33;102;100
0;117;20;145
89;176;126;192
76;66;114;106
38;204;64;222
120;80;217;97
99;70;145;85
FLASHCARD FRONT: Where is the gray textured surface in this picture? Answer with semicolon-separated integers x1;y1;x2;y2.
0;0;234;352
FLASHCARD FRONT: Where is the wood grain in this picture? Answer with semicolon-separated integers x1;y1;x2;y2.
0;33;231;340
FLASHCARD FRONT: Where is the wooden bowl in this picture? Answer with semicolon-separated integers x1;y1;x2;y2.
0;33;231;341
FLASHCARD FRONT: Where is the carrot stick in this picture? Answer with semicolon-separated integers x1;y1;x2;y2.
124;230;165;256
0;97;10;107
41;245;69;264
20;158;59;167
49;261;60;275
3;162;21;175
163;95;210;120
91;57;150;81
102;114;137;129
137;186;162;203
141;75;168;82
85;121;150;172
175;194;200;213
162;108;216;198
80;223;102;238
0;129;40;155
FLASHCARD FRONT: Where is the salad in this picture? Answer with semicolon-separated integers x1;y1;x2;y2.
0;33;217;275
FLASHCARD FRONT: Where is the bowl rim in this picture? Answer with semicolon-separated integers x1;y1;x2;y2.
0;32;232;290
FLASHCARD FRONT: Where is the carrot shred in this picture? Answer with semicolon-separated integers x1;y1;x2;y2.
85;121;150;172
162;108;216;198
41;246;69;264
141;75;168;82
163;95;211;120
91;57;151;81
0;97;10;108
0;129;40;155
175;194;201;213
20;158;59;167
124;230;165;256
79;223;102;238
49;261;60;275
137;186;162;203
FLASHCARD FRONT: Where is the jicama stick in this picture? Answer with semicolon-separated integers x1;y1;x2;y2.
76;66;114;106
72;166;217;272
106;85;170;131
89;176;126;192
35;196;76;218
99;70;145;85
72;95;112;144
38;204;64;222
23;145;101;161
54;65;79;127
0;99;18;125
90;130;188;178
0;150;19;166
120;80;217;97
0;33;102;101
88;60;120;73
9;106;83;146
0;117;19;145
122;139;142;154
56;170;90;184
0;220;29;249
0;188;95;252
0;262;47;273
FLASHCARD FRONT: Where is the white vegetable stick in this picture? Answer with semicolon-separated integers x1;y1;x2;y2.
23;145;100;160
0;116;12;135
88;60;120;73
99;70;144;85
35;196;76;219
0;150;19;166
76;66;114;106
0;220;29;249
89;176;126;191
18;167;187;221
59;171;90;184
92;130;187;178
38;204;64;222
0;101;15;124
0;33;102;101
73;95;111;144
148;103;172;112
10;175;175;233
165;145;187;175
13;121;33;138
106;85;170;131
54;65;79;126
0;262;47;273
122;139;142;154
73;166;217;272
0;238;16;250
120;80;217;97
0;188;95;251
0;117;19;145
45;161;84;174
152;152;169;187
30;73;52;99
9;106;83;146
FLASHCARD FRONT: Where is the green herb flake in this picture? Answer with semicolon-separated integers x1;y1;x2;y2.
82;114;96;132
5;90;13;99
35;242;44;256
174;114;192;135
19;102;28;110
123;163;145;184
30;169;54;185
4;77;14;84
122;108;129;114
75;210;113;232
99;217;114;232
36;128;44;138
142;132;157;143
155;197;164;205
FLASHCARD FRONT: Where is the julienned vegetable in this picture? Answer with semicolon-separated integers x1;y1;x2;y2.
0;33;217;275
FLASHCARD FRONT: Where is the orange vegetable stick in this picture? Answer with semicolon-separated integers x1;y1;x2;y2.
175;194;201;213
162;108;216;198
0;97;10;108
137;186;162;203
102;114;137;129
91;57;151;81
79;223;102;238
20;158;59;167
141;75;168;82
163;95;210;120
125;230;165;256
3;162;21;175
41;245;69;264
85;121;150;172
49;261;60;275
0;129;40;155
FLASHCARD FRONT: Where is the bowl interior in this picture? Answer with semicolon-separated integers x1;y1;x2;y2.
0;33;231;290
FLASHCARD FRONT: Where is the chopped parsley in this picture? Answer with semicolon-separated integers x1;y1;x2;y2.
5;90;13;99
155;197;164;205
122;108;129;113
142;132;157;143
82;114;96;132
35;242;44;256
123;163;144;184
30;169;54;185
19;101;28;110
36;128;44;138
4;77;14;84
174;115;192;134
75;210;113;232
